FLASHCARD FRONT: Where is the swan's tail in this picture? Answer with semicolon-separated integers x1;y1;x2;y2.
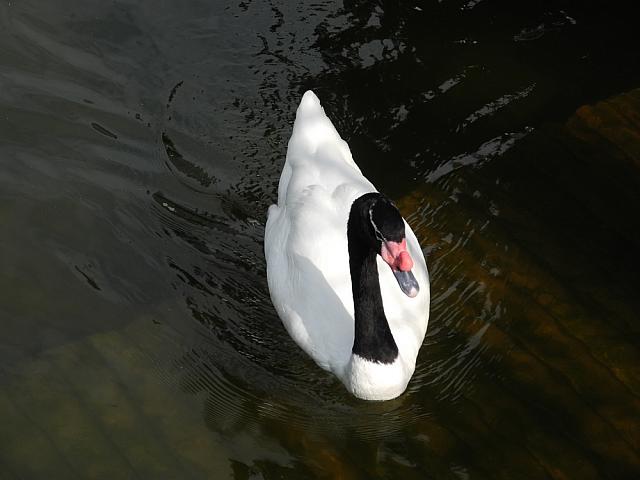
289;90;343;155
297;90;324;116
277;91;362;205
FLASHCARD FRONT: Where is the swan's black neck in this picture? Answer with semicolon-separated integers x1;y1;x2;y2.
347;193;399;364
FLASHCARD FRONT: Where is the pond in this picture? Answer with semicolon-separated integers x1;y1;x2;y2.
1;1;639;478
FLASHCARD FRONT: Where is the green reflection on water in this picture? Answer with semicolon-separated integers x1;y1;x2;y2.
0;318;232;478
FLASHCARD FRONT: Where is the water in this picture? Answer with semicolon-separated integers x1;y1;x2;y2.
1;1;639;478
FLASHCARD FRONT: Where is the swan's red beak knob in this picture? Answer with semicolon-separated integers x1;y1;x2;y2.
380;239;413;272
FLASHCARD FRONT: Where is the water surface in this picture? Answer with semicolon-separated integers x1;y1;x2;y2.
1;1;639;478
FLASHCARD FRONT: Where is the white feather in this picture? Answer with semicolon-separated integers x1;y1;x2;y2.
265;91;430;400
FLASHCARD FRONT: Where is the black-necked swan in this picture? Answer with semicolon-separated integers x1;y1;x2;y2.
264;91;430;401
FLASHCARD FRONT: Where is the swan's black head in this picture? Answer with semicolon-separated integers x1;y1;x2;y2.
369;196;405;243
348;193;419;297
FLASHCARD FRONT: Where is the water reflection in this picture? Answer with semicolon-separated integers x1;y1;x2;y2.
1;0;640;478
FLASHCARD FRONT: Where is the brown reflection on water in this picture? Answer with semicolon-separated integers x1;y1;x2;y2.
568;89;640;170
395;87;640;479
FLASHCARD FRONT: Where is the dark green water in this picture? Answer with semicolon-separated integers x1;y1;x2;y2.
1;1;639;478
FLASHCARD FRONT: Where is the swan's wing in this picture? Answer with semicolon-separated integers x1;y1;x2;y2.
267;181;380;373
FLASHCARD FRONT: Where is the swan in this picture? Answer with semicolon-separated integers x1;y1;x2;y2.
264;91;430;400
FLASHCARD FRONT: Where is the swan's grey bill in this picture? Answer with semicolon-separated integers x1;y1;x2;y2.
393;270;419;298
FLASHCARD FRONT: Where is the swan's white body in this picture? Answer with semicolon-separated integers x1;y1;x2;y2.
265;91;430;400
